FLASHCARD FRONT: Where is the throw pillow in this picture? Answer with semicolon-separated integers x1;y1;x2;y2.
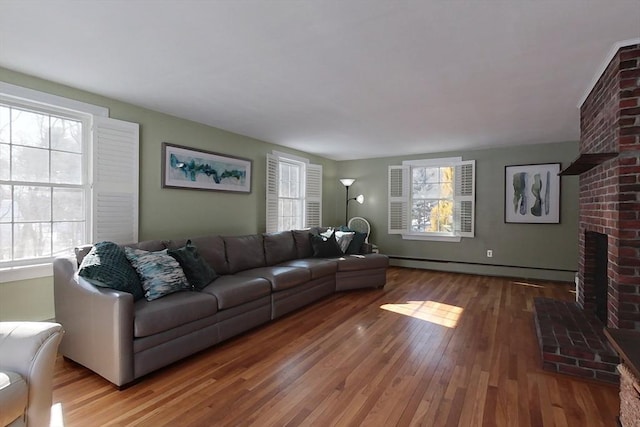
346;231;367;254
322;228;356;253
310;231;343;258
167;240;218;290
124;247;191;301
78;241;145;301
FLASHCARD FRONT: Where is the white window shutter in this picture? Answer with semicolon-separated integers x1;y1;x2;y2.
388;165;410;234
305;163;322;228
91;116;139;244
454;160;475;237
266;153;279;233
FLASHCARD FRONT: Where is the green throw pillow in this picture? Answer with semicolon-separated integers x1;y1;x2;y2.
167;240;218;290
124;247;191;301
78;241;145;301
310;231;344;258
346;231;367;254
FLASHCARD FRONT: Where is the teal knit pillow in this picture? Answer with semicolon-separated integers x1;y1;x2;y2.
167;240;218;290
124;247;191;301
78;241;144;301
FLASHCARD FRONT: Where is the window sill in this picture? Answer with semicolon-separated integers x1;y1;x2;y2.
401;233;461;243
0;263;53;283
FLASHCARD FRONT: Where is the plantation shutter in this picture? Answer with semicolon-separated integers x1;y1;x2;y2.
305;164;322;228
388;165;410;234
91;116;139;244
453;160;475;237
265;153;279;233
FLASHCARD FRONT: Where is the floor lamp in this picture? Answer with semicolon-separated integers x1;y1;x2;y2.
340;178;364;225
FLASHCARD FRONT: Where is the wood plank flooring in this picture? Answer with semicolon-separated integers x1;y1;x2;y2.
51;267;619;426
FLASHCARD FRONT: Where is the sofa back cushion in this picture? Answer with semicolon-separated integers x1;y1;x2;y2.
126;240;165;252
263;231;297;266
224;234;266;273
292;227;327;258
166;235;229;275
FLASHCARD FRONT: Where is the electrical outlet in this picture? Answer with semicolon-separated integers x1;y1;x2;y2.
486;250;493;258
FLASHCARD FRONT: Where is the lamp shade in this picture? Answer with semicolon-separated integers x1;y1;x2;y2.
355;194;364;204
340;178;355;187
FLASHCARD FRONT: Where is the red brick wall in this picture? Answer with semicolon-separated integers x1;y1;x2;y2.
579;44;640;330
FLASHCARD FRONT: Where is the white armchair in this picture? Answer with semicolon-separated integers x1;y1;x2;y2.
0;322;64;427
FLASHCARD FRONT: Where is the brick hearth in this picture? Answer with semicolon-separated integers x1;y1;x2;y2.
534;297;619;383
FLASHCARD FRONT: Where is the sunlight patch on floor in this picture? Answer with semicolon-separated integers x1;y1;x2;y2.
380;300;463;328
50;402;64;427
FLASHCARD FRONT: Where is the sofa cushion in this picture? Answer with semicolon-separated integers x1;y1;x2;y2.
0;370;27;427
335;253;389;272
133;291;218;338
166;235;229;276
237;266;311;292
279;259;338;280
224;234;266;273
167;240;218;290
310;231;343;257
263;231;297;266
201;275;271;310
124;247;191;301
292;230;313;258
127;240;165;252
78;241;145;301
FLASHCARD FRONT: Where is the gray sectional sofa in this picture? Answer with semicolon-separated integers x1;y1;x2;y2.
53;228;388;388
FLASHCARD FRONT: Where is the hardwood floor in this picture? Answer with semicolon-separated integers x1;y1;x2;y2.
51;267;619;426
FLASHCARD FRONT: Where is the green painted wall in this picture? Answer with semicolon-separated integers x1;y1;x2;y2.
0;67;339;320
0;67;580;321
337;142;580;281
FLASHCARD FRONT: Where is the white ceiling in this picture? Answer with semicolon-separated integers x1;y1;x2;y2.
1;1;639;161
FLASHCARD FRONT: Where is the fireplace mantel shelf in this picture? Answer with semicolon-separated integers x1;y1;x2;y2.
558;152;618;176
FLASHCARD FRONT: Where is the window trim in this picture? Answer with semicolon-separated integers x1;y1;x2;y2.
388;156;475;242
266;151;322;233
0;84;138;283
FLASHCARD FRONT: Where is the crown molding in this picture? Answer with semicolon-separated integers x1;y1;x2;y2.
577;38;640;108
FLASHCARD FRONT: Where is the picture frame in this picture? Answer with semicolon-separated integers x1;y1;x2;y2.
162;143;252;193
504;163;560;224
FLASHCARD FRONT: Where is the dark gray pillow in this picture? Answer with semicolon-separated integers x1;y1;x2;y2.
310;231;343;258
167;240;218;290
78;241;144;301
346;231;367;254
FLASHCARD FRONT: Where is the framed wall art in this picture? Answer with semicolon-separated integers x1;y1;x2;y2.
505;163;560;224
162;143;252;193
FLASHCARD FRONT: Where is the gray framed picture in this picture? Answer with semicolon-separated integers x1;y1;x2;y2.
162;143;252;193
505;163;560;223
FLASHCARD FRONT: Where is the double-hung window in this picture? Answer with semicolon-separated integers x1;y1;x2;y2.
388;157;475;242
266;152;322;232
0;83;139;281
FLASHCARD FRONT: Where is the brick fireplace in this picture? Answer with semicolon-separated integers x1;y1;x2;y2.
534;42;640;383
578;43;640;330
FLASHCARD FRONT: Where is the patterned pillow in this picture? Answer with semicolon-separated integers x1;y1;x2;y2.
124;247;191;301
78;241;144;301
167;240;218;290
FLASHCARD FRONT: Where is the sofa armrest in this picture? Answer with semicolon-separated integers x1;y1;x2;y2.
53;257;135;387
0;321;64;427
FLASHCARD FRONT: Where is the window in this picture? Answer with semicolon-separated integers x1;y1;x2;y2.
388;157;475;241
0;83;139;281
0;102;88;267
266;152;322;233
